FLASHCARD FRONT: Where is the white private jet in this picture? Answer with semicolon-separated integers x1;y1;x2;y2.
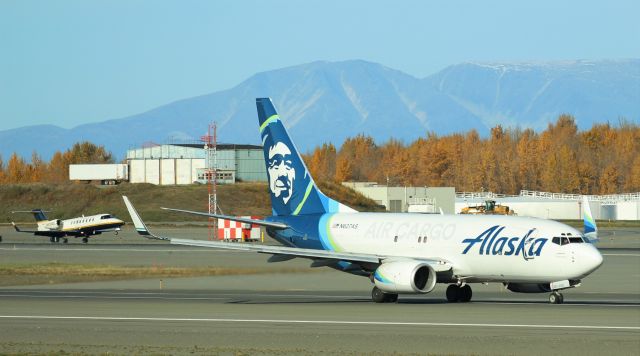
12;209;124;243
122;97;603;304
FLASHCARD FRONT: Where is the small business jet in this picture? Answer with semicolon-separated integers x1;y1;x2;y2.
12;209;124;243
123;97;602;304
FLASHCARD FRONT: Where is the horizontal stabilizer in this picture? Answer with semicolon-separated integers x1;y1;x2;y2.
160;207;289;229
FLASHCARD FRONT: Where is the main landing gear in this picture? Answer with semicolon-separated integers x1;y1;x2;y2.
49;237;68;244
446;284;472;303
371;287;398;303
82;237;89;244
549;291;564;304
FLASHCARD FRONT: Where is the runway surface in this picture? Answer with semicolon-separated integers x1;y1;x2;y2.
0;226;639;355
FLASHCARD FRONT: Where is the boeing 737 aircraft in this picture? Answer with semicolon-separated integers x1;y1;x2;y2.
123;97;603;304
12;209;125;243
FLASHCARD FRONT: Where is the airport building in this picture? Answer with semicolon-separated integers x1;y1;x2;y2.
342;182;456;213
342;182;640;221
456;190;640;221
125;143;266;185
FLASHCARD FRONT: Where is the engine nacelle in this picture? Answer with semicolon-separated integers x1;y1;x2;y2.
506;283;551;293
373;260;437;294
42;219;62;230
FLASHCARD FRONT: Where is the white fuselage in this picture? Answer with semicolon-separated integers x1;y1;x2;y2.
321;213;603;283
38;214;123;233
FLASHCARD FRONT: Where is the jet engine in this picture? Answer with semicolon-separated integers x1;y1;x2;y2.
505;283;551;293
42;219;62;230
373;260;437;294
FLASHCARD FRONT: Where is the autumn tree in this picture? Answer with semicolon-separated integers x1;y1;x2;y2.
5;153;27;183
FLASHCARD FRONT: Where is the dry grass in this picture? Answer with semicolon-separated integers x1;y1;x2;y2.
0;263;319;286
0;181;383;223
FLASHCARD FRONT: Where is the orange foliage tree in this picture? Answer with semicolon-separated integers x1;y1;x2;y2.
303;115;639;195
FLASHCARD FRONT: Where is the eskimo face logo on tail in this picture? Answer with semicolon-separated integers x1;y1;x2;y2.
268;142;295;205
461;225;548;257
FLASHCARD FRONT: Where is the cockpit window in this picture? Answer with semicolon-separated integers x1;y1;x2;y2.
552;236;585;245
101;214;112;220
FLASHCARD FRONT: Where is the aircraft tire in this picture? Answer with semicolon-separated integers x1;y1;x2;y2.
63;238;68;244
446;284;460;302
460;285;472;302
385;293;399;303
549;292;563;304
372;287;389;303
82;238;88;244
50;237;55;243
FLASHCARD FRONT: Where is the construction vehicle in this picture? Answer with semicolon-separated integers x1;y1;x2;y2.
460;200;516;215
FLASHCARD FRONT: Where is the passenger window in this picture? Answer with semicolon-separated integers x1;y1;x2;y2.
423;236;428;243
418;236;422;243
394;236;398;243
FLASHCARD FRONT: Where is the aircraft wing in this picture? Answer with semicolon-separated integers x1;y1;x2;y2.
170;238;451;271
122;196;451;271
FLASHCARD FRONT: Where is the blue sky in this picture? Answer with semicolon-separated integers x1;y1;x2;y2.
1;0;638;131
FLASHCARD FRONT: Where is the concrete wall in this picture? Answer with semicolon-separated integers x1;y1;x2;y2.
617;201;640;220
236;149;266;182
128;158;204;185
342;183;455;213
176;159;194;185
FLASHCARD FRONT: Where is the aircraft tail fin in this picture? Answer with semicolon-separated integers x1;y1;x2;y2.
256;98;356;216
582;196;599;243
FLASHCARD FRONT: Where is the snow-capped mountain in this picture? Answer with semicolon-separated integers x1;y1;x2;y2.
1;59;637;160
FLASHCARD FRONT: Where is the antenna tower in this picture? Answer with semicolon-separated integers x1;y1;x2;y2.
201;122;218;241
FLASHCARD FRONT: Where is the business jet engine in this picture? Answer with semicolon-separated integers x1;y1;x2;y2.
373;260;437;294
42;219;62;230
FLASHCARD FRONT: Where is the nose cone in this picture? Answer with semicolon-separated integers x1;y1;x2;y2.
581;244;604;276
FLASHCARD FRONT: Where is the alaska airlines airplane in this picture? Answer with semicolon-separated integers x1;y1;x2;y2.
12;209;124;243
123;97;603;304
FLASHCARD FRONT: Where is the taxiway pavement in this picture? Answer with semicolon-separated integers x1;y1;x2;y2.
0;226;638;355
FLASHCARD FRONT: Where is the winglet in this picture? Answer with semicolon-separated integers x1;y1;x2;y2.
122;196;168;241
582;196;599;243
11;222;20;232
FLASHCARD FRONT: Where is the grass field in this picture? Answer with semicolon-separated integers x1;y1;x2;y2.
0;181;384;223
0;263;320;286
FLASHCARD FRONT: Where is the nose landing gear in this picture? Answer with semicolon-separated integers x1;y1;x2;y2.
549;291;564;304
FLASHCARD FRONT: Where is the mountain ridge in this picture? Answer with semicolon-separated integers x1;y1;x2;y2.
2;59;638;160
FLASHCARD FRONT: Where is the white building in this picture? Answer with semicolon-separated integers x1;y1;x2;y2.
125;143;266;185
455;190;640;221
342;182;455;213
